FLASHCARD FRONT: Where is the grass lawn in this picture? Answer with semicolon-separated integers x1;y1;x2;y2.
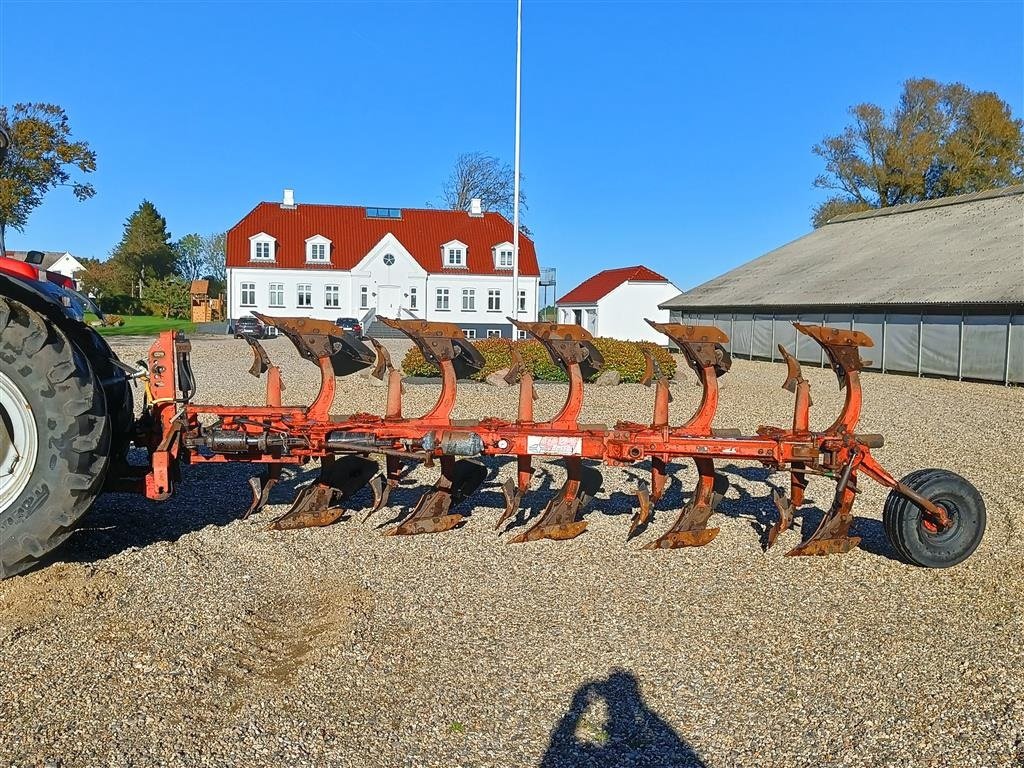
85;314;196;337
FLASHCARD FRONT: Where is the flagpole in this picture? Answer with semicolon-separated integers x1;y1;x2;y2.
511;0;522;326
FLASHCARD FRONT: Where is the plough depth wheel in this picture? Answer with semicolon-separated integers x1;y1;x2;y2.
882;469;986;568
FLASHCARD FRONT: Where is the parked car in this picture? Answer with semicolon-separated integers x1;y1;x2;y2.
336;317;363;337
233;314;277;339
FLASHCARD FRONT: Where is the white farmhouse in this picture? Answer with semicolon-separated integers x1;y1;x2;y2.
556;266;680;343
226;192;541;339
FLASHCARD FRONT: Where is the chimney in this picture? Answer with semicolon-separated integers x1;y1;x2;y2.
469;197;483;217
281;188;296;209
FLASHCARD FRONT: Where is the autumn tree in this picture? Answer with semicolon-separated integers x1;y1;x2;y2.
109;200;177;294
811;78;1024;227
0;103;97;254
441;152;527;222
78;257;133;297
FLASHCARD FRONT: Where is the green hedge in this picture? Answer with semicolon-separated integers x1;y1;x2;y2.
401;337;676;383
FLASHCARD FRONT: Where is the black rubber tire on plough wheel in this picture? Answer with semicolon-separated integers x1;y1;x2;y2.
883;469;986;568
0;297;111;578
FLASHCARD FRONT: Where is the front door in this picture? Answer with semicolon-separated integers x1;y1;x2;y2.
377;285;401;319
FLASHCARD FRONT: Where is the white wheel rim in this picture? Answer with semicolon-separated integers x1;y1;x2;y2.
0;369;39;513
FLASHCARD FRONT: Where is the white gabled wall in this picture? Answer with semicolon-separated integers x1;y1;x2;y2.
595;281;680;342
228;236;541;333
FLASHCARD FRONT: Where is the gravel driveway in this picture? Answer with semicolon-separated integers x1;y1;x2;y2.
1;335;1021;767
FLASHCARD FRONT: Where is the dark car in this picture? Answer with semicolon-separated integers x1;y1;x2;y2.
233;314;275;339
336;317;363;336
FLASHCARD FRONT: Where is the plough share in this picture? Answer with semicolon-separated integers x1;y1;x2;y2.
131;316;986;568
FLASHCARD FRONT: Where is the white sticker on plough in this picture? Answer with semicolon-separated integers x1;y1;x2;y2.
526;435;583;456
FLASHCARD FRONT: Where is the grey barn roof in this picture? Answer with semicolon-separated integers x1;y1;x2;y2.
661;185;1024;310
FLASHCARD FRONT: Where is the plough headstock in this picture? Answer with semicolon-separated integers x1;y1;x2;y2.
377;317;485;380
138;317;984;571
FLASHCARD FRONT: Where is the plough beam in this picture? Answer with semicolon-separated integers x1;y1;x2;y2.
134;318;985;569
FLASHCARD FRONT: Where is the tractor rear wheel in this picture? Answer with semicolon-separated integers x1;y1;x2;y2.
883;469;986;568
0;297;111;578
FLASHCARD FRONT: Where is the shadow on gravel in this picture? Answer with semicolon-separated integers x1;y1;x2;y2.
48;453;264;568
540;669;705;768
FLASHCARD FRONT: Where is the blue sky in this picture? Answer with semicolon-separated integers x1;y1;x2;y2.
1;1;1021;295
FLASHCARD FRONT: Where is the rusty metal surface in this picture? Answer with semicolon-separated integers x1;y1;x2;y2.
270;455;379;530
510;319;605;377
795;323;873;386
254;313;375;376
243;336;271;378
387;458;487;536
378;317;485;379
647;321;732;378
508;460;601;544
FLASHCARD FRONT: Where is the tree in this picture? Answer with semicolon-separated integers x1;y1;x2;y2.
143;275;190;319
202;231;226;284
0;103;97;254
174;233;207;283
109;200;177;293
441;152;527;223
78;257;133;297
811;78;1024;227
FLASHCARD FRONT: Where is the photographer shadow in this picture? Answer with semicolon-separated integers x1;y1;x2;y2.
540;669;706;768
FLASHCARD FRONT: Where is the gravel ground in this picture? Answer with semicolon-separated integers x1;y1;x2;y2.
1;334;1022;768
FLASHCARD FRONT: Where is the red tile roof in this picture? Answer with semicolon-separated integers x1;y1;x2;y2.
226;202;539;276
557;265;669;304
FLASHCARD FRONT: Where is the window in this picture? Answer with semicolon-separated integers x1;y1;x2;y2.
487;290;501;311
297;284;312;307
518;289;527;313
517;330;528;340
383;253;396;266
325;284;340;308
240;282;256;306
305;235;331;263
365;207;402;219
436;288;450;310
462;328;477;340
269;283;284;307
442;240;468;268
249;232;276;261
462;288;475;311
487;329;502;338
409;287;417;309
499;249;513;268
360;286;369;309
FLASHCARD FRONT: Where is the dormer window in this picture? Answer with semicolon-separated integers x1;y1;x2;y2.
305;235;331;263
249;232;276;262
441;240;468;269
492;241;514;269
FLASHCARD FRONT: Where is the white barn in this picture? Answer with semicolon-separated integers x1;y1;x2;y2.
556;265;680;343
226;192;541;339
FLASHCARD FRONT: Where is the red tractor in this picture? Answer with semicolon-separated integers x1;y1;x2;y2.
0;126;134;577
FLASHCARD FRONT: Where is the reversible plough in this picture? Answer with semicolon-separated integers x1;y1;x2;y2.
129;317;986;568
